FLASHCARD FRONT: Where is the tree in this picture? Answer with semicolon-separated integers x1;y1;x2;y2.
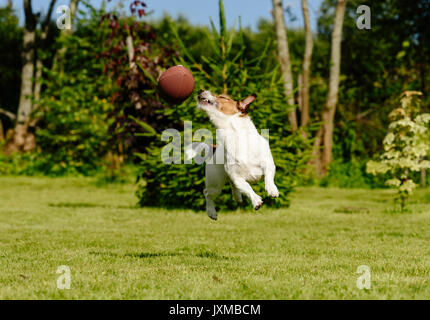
300;0;313;132
6;0;80;153
312;0;430;182
31;1;116;175
0;0;21;141
272;0;298;132
367;91;430;211
9;0;38;152
33;0;57;112
318;0;346;175
7;0;57;152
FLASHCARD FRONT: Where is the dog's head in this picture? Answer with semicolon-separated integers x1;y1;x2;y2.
197;90;256;117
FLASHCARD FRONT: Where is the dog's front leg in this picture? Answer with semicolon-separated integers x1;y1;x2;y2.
230;176;262;210
204;163;226;220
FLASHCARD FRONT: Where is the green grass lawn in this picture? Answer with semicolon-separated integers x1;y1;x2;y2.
0;176;430;299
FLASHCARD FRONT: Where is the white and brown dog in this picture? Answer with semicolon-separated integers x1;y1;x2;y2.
186;90;279;220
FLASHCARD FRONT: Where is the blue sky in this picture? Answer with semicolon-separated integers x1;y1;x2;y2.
7;0;323;31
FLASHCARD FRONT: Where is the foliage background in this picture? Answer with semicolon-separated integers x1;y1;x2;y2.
0;0;429;207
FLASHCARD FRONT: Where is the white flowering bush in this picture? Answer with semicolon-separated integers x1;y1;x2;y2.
367;91;430;210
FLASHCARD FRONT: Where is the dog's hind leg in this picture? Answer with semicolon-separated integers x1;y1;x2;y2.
264;160;279;198
230;176;263;210
230;181;243;204
204;163;226;220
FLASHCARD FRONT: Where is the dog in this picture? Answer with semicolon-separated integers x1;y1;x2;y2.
185;90;279;220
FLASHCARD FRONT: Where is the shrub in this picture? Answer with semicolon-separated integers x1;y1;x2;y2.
322;159;373;188
367;91;430;210
0;150;40;175
32;2;115;176
99;1;178;160
135;0;310;211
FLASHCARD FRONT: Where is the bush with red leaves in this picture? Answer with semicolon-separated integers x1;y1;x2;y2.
100;1;179;158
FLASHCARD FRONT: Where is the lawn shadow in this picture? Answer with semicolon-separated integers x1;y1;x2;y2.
334;206;370;214
127;250;232;260
125;252;183;258
90;250;233;260
195;251;231;260
48;202;139;210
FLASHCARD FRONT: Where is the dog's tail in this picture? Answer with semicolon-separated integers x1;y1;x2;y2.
185;142;216;163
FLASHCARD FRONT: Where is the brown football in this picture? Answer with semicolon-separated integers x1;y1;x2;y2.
158;65;195;104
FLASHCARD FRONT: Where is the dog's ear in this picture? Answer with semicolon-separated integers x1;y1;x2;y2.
238;94;257;113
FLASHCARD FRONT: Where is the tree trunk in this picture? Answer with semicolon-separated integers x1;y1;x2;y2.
9;0;37;152
0;108;16;142
320;0;346;175
297;73;303;114
0;119;4;142
126;34;143;110
310;127;324;177
272;0;298;132
33;0;57;111
300;0;313;130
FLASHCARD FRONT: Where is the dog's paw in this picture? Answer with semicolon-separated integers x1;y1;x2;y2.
254;201;263;210
252;196;263;210
206;206;218;220
266;184;279;198
208;213;217;220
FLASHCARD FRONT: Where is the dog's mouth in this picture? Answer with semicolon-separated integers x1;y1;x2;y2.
199;98;210;104
197;92;215;106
